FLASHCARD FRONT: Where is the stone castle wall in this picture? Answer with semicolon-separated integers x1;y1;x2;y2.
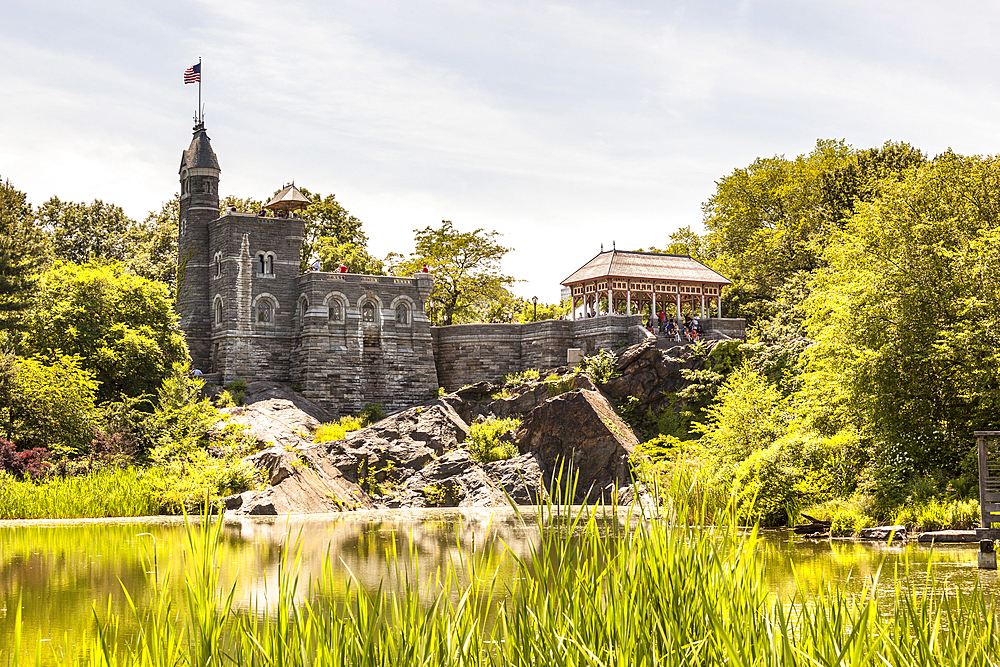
431;315;648;391
292;272;439;417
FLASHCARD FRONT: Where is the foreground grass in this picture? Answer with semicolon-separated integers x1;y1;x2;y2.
3;492;999;666
0;468;163;520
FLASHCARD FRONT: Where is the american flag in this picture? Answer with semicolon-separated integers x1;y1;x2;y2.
184;63;201;84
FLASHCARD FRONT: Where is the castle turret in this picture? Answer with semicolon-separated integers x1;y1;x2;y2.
177;122;220;372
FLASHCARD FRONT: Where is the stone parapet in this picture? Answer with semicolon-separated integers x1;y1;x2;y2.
432;315;646;391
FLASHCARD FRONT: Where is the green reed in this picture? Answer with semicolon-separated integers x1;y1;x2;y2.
4;481;1000;666
0;468;162;520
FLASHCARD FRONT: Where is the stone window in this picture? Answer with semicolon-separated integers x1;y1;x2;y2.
214;252;222;278
257;300;272;323
395;304;409;325
328;301;342;322
266;255;274;275
215;299;223;324
362;302;376;323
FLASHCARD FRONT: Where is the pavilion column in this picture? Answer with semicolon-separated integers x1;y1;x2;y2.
675;288;681;320
718;292;723;318
626;290;631;315
572;295;577;321
701;291;706;318
607;289;612;316
653;291;657;321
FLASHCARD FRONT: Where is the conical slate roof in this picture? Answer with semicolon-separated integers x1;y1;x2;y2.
264;184;311;212
179;123;220;173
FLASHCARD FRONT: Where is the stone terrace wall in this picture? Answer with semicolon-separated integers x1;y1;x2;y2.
432;315;647;391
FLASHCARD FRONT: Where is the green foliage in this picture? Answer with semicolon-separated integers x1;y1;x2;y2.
467;417;521;463
421;483;460;507
126;195;179;291
38;196;137;264
314;416;366;443
0;353;99;454
20;261;187;400
503;368;539;390
801;152;1000;478
0;176;47;336
295;189;370;273
616;396;682;443
390;220;515;326
515;297;569;322
314;237;385;275
577;349;617;385
359;403;387;425
0;467;162;519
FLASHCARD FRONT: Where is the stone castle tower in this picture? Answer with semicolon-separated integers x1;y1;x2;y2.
175;122;440;416
177;122;221;372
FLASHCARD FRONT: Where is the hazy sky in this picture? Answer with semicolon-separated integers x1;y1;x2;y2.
3;0;999;299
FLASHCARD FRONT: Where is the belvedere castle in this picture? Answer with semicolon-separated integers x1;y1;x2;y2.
176;123;733;416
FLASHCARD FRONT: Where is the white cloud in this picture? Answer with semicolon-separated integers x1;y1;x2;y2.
2;0;1000;299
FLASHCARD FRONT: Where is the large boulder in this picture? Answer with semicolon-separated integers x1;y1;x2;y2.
242;381;333;423
221;398;316;450
225;445;372;515
483;452;545;504
515;389;637;502
389;450;508;508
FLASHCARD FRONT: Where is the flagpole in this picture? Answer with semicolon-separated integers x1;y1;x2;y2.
198;56;202;123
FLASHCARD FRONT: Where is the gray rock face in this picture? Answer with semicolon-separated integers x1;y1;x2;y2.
515;389;637;502
221;398;316;450
483;453;545;504
389;450;508;508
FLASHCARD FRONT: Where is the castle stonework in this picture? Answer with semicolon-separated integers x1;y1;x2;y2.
176;124;439;415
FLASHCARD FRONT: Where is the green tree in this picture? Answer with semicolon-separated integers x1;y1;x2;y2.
20;261;187;401
0;177;48;336
393;221;515;325
314;238;385;275
800;152;1000;477
39;197;137;264
641;225;705;259
127;195;179;291
297;189;368;273
0;353;100;453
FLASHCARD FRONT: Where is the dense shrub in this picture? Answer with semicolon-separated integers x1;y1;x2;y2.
359;403;387;425
0;438;51;481
578;350;617;385
314;416;366;443
467;417;521;463
1;354;100;453
503;369;540;390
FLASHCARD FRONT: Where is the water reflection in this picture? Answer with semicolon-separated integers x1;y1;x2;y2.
1;512;998;661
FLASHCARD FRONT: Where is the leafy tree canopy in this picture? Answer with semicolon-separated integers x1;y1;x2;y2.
20;261;187;401
0;177;48;337
39;197;137;264
127;195;180;291
391;220;515;326
799;151;1000;477
314;238;385;275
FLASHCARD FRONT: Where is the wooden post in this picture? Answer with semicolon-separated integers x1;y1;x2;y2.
976;431;1000;543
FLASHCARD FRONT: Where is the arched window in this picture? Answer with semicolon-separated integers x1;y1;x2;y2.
257;300;272;323
362;302;376;323
395;304;409;325
266;255;274;275
328;301;343;322
214;252;222;278
258;254;266;275
215;299;223;324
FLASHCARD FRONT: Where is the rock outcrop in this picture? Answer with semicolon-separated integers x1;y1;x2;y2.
222;343;677;515
515;389;637;502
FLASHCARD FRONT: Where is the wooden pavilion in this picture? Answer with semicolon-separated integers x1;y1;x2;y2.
561;249;731;321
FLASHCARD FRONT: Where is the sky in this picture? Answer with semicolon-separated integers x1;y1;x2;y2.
3;0;1000;301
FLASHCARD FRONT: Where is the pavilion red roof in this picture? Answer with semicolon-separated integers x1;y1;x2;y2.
561;250;731;286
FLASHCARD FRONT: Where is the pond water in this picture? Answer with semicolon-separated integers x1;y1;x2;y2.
1;508;997;660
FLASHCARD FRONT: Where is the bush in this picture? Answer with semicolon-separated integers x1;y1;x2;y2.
578;350;617;385
0;438;51;480
467;417;521;463
314;416;366;443
2;354;100;454
359;403;387;425
503;369;540;390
